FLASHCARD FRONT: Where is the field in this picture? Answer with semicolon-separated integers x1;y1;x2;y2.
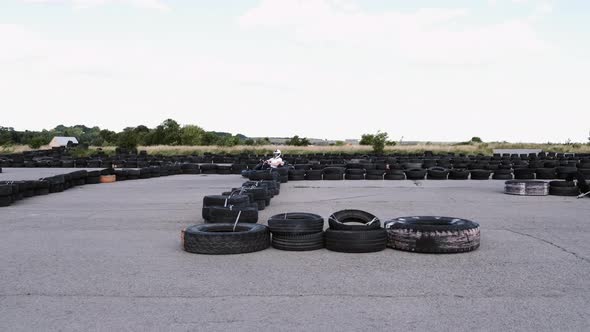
3;142;590;156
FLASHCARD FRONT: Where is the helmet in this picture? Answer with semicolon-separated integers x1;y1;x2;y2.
273;149;281;158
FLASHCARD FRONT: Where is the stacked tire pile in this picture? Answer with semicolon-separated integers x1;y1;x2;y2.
268;213;325;251
325;210;388;253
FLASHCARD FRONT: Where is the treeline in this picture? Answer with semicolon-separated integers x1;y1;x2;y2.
0;119;271;149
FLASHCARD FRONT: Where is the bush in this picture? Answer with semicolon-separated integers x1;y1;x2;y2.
28;137;45;149
117;129;138;150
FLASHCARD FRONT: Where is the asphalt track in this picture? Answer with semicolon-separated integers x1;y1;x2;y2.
1;169;589;331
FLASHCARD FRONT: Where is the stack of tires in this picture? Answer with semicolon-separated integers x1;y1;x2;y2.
549;181;580;196
0;183;11;207
322;167;344;180
325;210;387;253
268;213;325;251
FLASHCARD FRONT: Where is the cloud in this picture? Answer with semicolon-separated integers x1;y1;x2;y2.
239;0;548;65
20;0;169;11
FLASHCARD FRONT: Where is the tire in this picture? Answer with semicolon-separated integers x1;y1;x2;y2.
384;216;480;253
505;180;549;196
203;195;250;207
470;169;491;180
256;200;266;210
549;181;575;188
0;196;11;207
549;186;580;196
384;173;405;180
449;169;469;180
328;209;381;230
492;173;513;180
182;223;270;255
305;170;323;180
267;212;324;235
427;167;449;180
345;174;365;180
0;185;12;196
271;232;324;251
324;229;387;253
365;174;383;180
513;168;535;180
405;169;426;180
346;169;365;175
323;173;343;180
203;206;258;223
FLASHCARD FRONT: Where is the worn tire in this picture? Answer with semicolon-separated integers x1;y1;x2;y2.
203;194;250;207
182;223;270;255
384;216;480;253
267;212;324;235
328;209;381;231
549;186;580;196
324;229;387;253
271;232;324;251
203;206;259;223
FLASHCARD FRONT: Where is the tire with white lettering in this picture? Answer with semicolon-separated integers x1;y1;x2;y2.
182;223;270;255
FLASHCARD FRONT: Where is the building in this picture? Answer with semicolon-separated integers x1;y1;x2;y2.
48;136;79;148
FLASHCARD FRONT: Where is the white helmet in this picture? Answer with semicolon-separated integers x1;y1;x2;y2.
273;149;281;158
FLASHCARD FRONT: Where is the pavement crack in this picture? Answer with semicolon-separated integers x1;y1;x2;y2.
504;229;590;264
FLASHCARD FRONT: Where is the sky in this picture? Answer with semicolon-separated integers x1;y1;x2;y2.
0;0;589;143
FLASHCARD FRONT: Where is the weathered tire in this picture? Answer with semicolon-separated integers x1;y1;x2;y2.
323;173;343;180
405;168;426;180
271;232;324;251
384;216;480;253
345;174;365;180
203;195;250;207
449;169;469;180
324;229;387;253
384;173;405;180
267;212;324;235
182;223;270;255
328;209;381;231
549;186;580;196
504;180;549;196
203;206;258;223
470;169;491;180
305;170;323;180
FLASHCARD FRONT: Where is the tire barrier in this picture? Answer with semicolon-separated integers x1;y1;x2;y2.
384;216;480;253
325;209;387;253
182;224;270;255
504;180;549;196
268;213;325;251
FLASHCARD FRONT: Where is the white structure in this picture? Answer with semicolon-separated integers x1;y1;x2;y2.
48;136;78;148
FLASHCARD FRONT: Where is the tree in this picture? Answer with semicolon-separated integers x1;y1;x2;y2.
161;119;181;145
471;137;483;143
359;134;374;145
117;129;138;150
28;136;46;149
286;135;310;146
180;125;205;145
372;131;388;154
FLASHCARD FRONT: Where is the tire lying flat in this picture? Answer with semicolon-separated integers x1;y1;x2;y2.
324;229;387;253
268;212;324;235
384;216;480;253
271;232;324;251
328;209;381;231
182;223;270;254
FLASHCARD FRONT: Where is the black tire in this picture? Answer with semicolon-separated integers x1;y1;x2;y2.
0;196;11;207
182;223;270;255
305;170;323;180
346;169;365;175
328;209;381;230
384;173;405;180
267;212;324;235
203;195;250;207
345;174;365;180
549;186;580;196
203;206;258;223
0;185;12;196
256;199;266;210
492;173;513;180
365;174;383;180
323;173;343;180
427;167;449;180
405;168;426;180
513;168;535;180
324;229;387;253
470;169;491;180
271;232;324;251
449;169;469;180
384;216;480;253
549;181;575;188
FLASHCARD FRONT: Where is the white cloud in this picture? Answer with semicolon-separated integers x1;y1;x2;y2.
239;0;548;65
20;0;169;11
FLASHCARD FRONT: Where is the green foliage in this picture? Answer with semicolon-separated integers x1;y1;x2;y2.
286;135;311;146
117;129;139;150
28;136;46;149
471;137;483;143
180;125;205;145
372;131;388;154
334;141;345;146
359;134;374;145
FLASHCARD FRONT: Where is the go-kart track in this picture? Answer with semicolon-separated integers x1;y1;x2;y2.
0;169;589;331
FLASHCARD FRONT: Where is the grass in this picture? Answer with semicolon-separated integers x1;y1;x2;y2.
3;143;590;156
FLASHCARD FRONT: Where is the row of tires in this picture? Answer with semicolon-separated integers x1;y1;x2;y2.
504;180;589;197
182;210;481;255
0;165;189;207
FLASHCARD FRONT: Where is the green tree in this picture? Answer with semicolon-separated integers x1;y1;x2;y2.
180;125;205;145
359;134;374;145
161;119;181;145
372;131;388;154
117;129;138;150
28;136;46;149
471;137;483;143
99;129;118;144
286;135;301;146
